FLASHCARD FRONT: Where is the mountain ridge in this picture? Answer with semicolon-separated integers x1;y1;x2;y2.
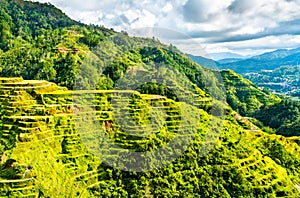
191;47;300;73
190;49;300;101
220;47;300;73
210;52;246;60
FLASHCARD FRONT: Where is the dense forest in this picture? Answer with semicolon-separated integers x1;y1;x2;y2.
0;0;300;197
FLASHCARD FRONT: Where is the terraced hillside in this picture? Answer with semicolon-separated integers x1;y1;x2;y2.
0;77;203;196
1;77;300;197
221;70;281;115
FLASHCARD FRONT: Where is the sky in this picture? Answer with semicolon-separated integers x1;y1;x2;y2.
32;0;300;59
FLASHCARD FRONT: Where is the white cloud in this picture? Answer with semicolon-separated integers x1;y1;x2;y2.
182;0;232;23
162;3;173;13
181;34;300;57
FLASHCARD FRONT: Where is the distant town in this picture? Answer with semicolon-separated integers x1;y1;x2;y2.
245;65;300;100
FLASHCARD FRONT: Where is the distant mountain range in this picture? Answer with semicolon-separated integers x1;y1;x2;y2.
209;52;246;61
190;48;300;99
190;47;300;74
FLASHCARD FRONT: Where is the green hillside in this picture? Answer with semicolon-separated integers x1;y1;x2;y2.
221;70;281;115
0;77;194;196
1;77;300;197
221;70;300;135
0;0;300;197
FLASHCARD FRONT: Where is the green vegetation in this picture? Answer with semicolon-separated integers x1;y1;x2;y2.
0;0;113;89
221;70;280;115
252;100;300;136
0;0;300;197
221;70;300;136
0;77;300;197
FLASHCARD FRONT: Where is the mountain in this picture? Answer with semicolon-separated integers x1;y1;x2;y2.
219;48;300;74
217;58;244;64
0;0;300;197
210;52;246;61
214;48;300;98
189;54;220;69
251;48;300;61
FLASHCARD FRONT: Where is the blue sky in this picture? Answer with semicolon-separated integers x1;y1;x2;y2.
33;0;300;58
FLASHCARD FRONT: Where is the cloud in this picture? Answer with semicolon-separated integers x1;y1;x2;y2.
227;0;255;14
182;0;212;23
31;0;300;56
175;34;300;57
212;19;300;43
182;0;231;23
